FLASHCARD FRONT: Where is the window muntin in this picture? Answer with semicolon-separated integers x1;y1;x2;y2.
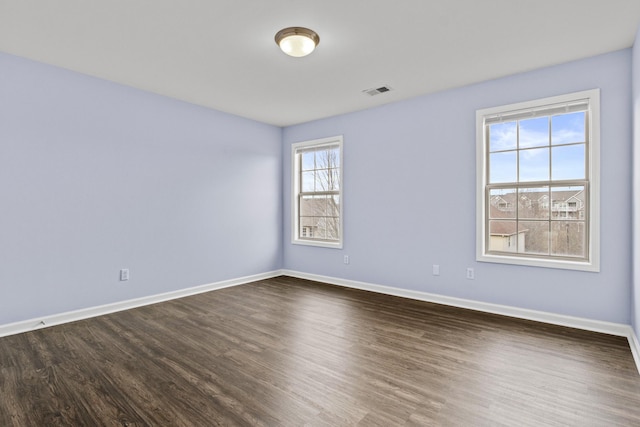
292;136;343;248
477;90;599;271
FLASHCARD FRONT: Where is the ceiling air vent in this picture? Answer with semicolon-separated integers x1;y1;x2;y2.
363;85;393;96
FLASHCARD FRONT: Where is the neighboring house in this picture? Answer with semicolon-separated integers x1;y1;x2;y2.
299;196;340;241
489;189;585;255
488;217;527;253
488;203;526;253
550;191;585;219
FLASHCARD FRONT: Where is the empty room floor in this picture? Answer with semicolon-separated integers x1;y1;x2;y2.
1;276;639;426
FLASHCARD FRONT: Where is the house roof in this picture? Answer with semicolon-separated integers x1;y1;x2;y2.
489;221;522;237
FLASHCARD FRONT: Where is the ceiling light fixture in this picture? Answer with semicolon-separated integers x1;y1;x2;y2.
275;27;320;57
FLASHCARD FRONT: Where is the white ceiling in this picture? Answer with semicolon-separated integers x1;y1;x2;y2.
1;1;639;127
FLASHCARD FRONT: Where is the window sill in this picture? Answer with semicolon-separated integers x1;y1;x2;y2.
292;239;343;249
477;253;599;272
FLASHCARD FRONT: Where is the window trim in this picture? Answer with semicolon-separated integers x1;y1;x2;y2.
476;89;600;272
291;135;343;248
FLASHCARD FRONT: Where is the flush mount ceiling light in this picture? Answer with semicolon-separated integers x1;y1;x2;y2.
275;27;320;57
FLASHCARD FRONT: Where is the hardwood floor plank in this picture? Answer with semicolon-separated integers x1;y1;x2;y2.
0;276;639;426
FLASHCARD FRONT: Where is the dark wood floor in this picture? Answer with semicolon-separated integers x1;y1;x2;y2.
1;276;639;426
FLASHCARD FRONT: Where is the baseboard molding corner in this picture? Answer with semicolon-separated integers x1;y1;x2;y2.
628;328;640;375
0;270;283;338
281;269;631;338
4;268;638;375
283;269;640;372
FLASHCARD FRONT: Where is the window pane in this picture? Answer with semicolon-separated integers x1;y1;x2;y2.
489;151;517;183
314;218;327;239
552;144;585;180
301;151;315;171
300;217;317;238
315;169;330;191
316;148;339;169
301;217;329;239
550;221;585;257
330;168;340;191
488;220;517;252
311;168;339;192
299;193;340;242
301;195;328;216
489;189;516;219
518;187;549;219
519;117;549;148
302;171;315;192
520;221;549;255
300;196;313;217
329;147;340;168
552;112;585;145
519;147;549;182
315;149;329;168
300;200;312;218
326;217;340;240
327;195;340;217
551;186;584;220
489;122;517;152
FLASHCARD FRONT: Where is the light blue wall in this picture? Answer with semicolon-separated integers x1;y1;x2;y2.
283;49;633;324
633;27;640;334
0;52;282;325
2;45;636;328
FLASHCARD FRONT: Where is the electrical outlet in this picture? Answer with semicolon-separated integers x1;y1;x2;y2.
432;264;440;276
120;268;130;281
344;255;350;265
466;268;475;280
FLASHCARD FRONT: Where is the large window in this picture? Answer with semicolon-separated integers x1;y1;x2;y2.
476;90;600;271
292;136;343;248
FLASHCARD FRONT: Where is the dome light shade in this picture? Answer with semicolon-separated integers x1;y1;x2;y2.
275;27;320;57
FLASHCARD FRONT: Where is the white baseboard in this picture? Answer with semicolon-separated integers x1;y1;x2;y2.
2;268;639;375
282;269;640;375
0;270;282;338
629;329;640;375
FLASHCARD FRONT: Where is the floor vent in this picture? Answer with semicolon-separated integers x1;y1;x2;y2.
363;85;393;96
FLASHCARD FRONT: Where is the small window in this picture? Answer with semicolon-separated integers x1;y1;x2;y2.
476;90;600;271
292;136;343;248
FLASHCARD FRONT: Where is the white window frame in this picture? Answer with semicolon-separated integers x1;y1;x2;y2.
292;135;343;248
476;89;600;272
